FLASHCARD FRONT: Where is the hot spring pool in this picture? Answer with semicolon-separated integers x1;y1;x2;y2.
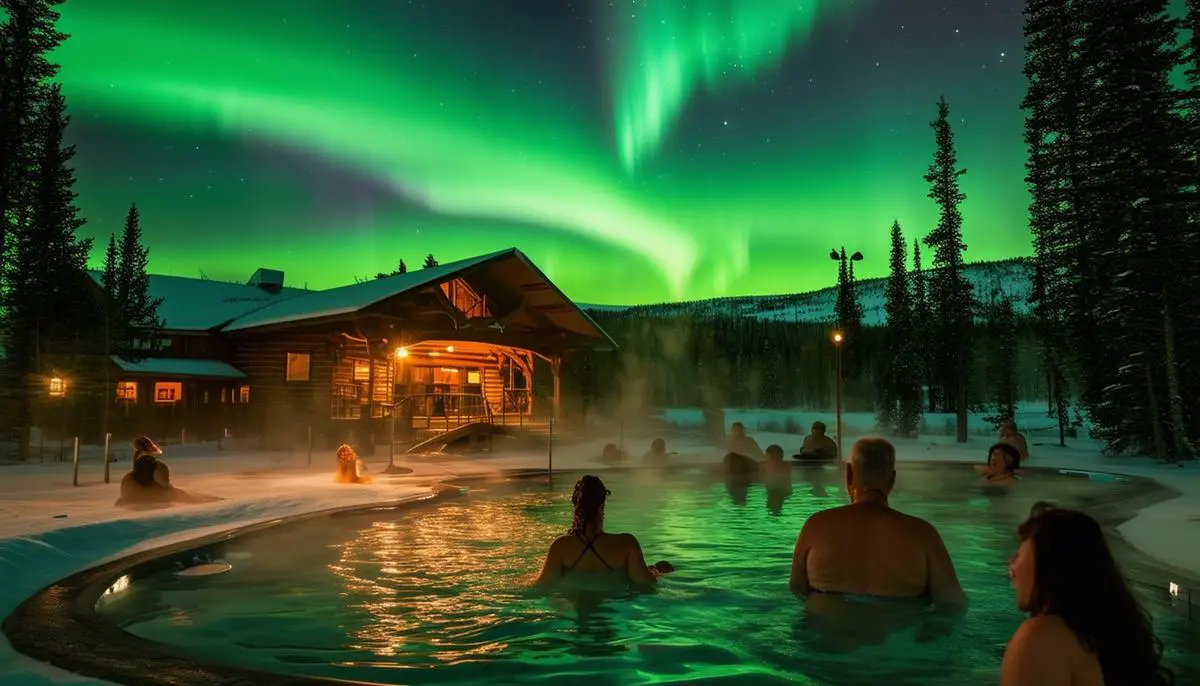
92;465;1198;685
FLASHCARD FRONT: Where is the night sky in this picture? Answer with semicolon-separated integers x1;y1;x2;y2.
54;0;1029;305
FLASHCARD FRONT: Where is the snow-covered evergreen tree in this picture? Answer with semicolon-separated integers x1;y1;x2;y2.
923;96;974;443
113;203;163;358
878;221;922;436
1;83;92;459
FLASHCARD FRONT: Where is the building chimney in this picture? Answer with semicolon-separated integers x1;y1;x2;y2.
248;268;284;294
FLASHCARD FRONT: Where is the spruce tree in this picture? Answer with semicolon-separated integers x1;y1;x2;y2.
911;239;934;412
923;96;973;443
100;231;118;294
878;221;922;436
832;247;864;379
374;257;408;279
1074;0;1192;459
1;83;93;459
0;0;67;280
114;203;162;357
422;253;438;268
983;293;1019;429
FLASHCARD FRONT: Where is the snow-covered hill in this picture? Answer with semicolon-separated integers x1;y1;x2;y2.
580;258;1033;326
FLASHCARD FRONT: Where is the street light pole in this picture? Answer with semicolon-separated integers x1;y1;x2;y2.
833;331;844;458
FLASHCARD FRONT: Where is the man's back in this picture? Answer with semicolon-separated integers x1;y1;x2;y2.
793;502;965;606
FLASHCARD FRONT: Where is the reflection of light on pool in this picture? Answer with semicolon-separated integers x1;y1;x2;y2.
327;498;559;662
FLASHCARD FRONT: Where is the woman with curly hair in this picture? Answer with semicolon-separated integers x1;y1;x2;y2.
1002;507;1174;686
534;475;671;586
334;443;372;484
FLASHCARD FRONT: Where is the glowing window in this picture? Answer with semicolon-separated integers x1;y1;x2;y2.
352;359;370;382
49;377;65;397
467;370;481;385
286;353;311;382
154;382;182;403
239;385;250;403
116;381;137;401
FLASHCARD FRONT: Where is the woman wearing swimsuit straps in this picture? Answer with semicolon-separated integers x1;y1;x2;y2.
534;475;672;586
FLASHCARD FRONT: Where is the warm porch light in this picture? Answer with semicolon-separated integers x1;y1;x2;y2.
446;345;455;353
429;351;440;357
395;347;409;359
833;331;844;344
48;376;66;397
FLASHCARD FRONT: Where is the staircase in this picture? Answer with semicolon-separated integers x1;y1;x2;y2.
482;367;505;415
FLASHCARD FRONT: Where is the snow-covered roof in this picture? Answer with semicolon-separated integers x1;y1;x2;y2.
222;249;514;332
111;356;246;379
86;271;309;331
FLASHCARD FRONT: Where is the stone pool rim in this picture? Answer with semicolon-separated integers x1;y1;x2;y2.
2;463;1193;686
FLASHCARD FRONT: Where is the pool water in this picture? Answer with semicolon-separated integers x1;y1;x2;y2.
97;465;1199;685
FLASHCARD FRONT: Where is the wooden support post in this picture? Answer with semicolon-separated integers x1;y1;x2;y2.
103;433;112;484
307;426;313;467
551;355;562;424
72;437;81;487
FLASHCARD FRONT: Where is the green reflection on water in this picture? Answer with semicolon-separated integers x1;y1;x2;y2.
100;466;1198;685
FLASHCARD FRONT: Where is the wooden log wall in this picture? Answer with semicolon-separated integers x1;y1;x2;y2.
229;330;337;449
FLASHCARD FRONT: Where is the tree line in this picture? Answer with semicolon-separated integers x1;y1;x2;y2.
1;1;159;459
1021;0;1200;460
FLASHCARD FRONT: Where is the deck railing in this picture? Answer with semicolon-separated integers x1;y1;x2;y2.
390;392;493;448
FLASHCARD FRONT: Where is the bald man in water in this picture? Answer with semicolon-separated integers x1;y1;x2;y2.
789;438;966;609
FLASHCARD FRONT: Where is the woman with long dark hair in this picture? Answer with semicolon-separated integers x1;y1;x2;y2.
1002;507;1174;686
534;475;671;586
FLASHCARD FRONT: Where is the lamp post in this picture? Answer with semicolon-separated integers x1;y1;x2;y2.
829;248;864;329
833;331;844;458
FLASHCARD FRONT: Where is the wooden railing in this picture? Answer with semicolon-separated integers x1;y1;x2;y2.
391;392;492;446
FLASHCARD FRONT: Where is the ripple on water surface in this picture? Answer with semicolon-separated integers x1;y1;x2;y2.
96;465;1199;685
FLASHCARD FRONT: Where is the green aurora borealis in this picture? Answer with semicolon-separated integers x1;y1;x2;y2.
52;0;1030;304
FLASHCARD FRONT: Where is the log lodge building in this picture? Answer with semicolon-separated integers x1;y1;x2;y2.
43;248;613;453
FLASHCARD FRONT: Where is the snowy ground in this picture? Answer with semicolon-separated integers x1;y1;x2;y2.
1;408;1197;686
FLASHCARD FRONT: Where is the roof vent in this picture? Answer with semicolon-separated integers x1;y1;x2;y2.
248;268;284;294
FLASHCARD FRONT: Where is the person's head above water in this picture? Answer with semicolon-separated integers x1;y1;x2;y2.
569;475;611;536
650;438;666;454
132;435;161;456
765;444;784;462
988;442;1020;473
811;421;827;437
1009;508;1174;686
730;422;746;439
846;438;896;501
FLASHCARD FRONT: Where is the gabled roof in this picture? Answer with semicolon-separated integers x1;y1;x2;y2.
111;356;246;379
221;249;512;332
86;271;309;331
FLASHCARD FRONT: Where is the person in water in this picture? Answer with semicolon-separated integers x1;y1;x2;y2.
789;437;966;608
726;421;764;460
597;442;627;465
796;421;839;460
1001;507;1174;686
116;436;220;506
982;442;1021;487
762;444;791;481
999;420;1029;466
534;475;671;586
642;438;669;465
335;444;372;484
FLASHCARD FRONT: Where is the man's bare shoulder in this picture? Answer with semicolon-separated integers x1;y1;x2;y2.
802;504;854;529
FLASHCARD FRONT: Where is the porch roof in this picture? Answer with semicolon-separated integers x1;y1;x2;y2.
111;356;246;379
